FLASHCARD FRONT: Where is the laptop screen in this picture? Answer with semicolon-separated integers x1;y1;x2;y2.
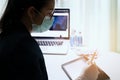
31;8;70;39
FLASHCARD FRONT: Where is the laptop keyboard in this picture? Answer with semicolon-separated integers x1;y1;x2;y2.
37;40;63;46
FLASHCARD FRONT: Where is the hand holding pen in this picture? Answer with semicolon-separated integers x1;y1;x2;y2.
76;51;99;80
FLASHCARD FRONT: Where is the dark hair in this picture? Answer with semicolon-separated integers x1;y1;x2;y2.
0;0;52;32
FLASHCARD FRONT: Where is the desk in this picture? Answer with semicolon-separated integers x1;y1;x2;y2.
44;49;120;80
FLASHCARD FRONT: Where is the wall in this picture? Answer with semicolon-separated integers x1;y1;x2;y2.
0;0;7;19
117;0;120;53
55;0;112;51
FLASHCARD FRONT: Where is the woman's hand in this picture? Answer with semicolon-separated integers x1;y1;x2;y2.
76;63;99;80
76;52;99;80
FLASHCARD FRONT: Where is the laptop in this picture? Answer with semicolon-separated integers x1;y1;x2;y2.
31;8;70;55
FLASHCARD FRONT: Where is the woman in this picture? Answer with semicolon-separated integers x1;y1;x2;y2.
0;0;54;80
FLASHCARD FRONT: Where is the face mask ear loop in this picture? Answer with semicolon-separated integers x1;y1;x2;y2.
34;9;44;17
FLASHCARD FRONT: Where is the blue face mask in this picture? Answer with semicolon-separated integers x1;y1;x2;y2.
32;16;54;33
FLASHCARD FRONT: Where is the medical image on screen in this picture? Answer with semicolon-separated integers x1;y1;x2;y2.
49;16;67;31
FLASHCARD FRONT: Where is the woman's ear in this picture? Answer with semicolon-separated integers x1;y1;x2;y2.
27;6;36;23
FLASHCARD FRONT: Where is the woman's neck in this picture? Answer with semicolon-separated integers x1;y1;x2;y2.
21;15;32;32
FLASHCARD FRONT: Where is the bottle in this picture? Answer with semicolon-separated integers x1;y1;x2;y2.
70;29;76;47
77;32;83;46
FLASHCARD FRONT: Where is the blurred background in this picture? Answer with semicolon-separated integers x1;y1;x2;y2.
0;0;120;53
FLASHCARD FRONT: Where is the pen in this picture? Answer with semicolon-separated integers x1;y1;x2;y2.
89;52;96;64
